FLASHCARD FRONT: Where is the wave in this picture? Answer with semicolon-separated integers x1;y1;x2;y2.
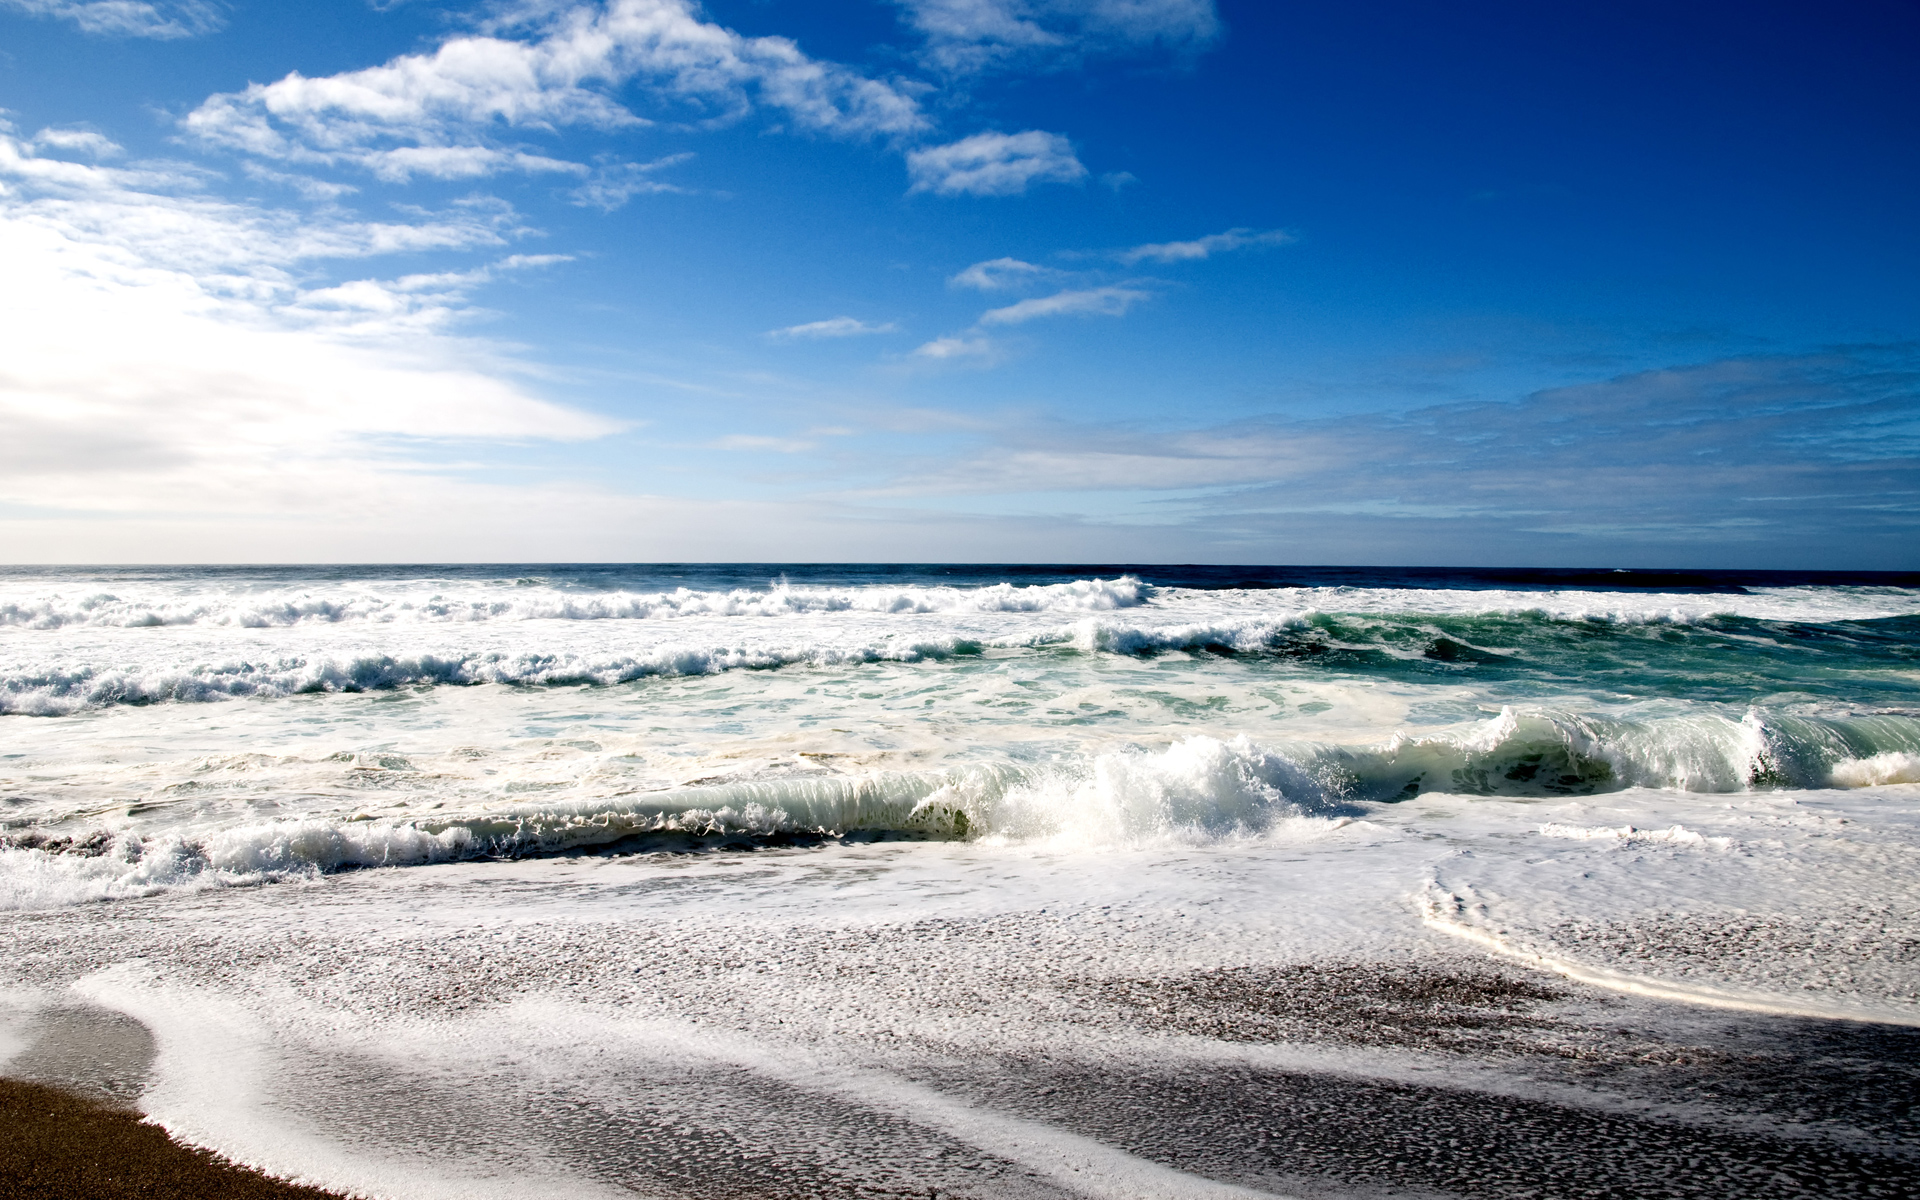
8;709;1919;908
0;576;1150;630
9;603;1916;715
0;639;990;715
1828;751;1920;787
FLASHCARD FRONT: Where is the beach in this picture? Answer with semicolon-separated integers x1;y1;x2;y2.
3;565;1918;1197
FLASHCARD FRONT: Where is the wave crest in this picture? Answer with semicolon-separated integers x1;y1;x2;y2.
0;576;1150;630
9;708;1919;909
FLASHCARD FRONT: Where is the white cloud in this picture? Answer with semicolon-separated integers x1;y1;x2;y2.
31;127;123;157
183;0;927;183
906;130;1085;197
712;433;817;452
0;0;221;39
0;133;618;523
1119;226;1293;264
897;0;1220;74
569;152;693;211
240;163;360;202
360;145;588;184
978;285;1146;325
279;253;575;337
912;334;999;360
948;256;1052;290
769;316;900;340
0;140;520;285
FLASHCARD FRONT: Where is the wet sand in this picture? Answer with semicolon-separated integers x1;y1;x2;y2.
4;851;1918;1200
0;1077;347;1200
4;965;1918;1199
0;1004;345;1198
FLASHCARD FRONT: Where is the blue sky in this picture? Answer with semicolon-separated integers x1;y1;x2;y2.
0;0;1915;566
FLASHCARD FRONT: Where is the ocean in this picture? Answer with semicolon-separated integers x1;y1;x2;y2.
2;564;1918;1199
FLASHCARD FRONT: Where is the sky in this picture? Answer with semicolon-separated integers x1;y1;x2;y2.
0;0;1915;567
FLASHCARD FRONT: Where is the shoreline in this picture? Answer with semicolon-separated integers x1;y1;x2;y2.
0;1076;349;1200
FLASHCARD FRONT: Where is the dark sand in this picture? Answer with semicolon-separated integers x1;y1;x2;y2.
5;911;1918;1198
0;1002;346;1199
0;1076;347;1200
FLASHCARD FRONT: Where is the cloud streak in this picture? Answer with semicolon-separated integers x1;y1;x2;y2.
861;351;1920;557
0;0;221;39
1118;227;1293;264
949;256;1054;290
183;0;928;184
0;131;619;524
912;334;999;361
907;130;1085;196
569;151;694;211
978;285;1148;325
769;316;900;339
897;0;1220;75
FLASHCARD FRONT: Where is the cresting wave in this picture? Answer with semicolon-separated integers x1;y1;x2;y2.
8;710;1919;909
0;613;1321;713
0;639;990;714
0;576;1150;630
7;605;1918;714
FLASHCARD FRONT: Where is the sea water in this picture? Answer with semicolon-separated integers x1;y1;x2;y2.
2;565;1917;1198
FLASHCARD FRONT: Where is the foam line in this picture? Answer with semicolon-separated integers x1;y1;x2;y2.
71;966;633;1200
10;711;1920;909
1417;892;1920;1028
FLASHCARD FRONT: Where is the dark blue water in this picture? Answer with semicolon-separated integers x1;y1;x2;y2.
6;563;1917;594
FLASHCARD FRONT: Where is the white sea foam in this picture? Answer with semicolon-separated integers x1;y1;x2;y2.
10;705;1915;910
0;576;1151;630
3;569;1916;1195
2;574;1913;634
3;574;1916;715
0;640;989;715
1536;822;1729;849
1830;751;1920;787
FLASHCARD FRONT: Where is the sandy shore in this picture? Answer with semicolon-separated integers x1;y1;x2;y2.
6;967;1919;1199
5;845;1919;1199
0;1076;347;1200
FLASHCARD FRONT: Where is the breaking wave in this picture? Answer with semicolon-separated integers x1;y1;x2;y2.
9;708;1919;909
0;576;1150;630
7;605;1919;715
0;640;987;715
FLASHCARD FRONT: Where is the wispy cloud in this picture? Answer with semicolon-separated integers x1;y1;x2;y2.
897;0;1220;75
948;256;1054;290
31;126;122;157
860;351;1920;559
913;281;1147;368
912;334;1000;361
978;285;1147;325
182;0;927;184
769;316;901;340
0;131;618;523
281;253;575;335
907;130;1085;197
569;152;695;211
0;135;520;277
1118;227;1293;264
711;433;819;453
240;163;360;202
0;0;222;39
